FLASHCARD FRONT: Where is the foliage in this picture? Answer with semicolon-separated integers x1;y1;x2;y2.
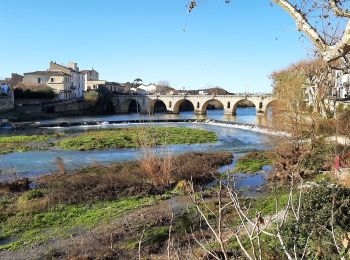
84;90;100;105
336;105;350;136
94;87;115;113
14;86;56;99
279;185;350;258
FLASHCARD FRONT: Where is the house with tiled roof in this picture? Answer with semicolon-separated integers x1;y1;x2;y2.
23;61;85;100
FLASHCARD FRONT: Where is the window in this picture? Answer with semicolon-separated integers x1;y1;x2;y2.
169;101;172;108
227;101;230;109
50;78;54;83
37;78;42;84
197;102;200;108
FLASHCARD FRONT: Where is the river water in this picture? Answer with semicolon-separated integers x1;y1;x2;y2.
0;108;275;182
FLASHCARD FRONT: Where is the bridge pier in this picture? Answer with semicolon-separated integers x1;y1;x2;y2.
195;109;205;115
225;108;235;115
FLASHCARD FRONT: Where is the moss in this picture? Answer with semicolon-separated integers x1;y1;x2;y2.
0;196;157;251
56;127;217;151
233;151;272;174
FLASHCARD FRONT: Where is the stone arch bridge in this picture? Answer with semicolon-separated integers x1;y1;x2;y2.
112;93;276;115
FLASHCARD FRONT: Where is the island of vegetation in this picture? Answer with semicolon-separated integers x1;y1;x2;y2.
0;126;217;154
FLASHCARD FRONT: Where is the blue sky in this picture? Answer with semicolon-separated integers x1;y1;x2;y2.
0;0;313;92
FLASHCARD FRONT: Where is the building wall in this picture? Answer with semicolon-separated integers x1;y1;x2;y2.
104;83;127;93
23;73;72;101
46;75;71;99
83;71;100;91
85;80;106;91
50;62;71;75
23;73;50;85
84;71;99;81
50;62;84;99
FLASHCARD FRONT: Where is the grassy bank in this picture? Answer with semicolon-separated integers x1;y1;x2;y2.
0;151;232;251
56;127;217;151
233;151;273;173
0;196;156;251
0;127;217;154
0;134;59;154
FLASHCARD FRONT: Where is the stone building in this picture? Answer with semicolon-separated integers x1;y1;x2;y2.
81;69;100;91
23;61;85;100
49;62;84;99
23;70;72;100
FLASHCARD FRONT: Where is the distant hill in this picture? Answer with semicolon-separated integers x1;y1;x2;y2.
197;87;233;95
156;85;175;94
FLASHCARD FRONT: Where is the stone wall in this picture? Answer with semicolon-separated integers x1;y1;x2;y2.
0;91;14;113
53;100;92;113
15;98;55;105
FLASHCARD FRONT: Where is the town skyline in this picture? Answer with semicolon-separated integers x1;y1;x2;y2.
0;0;311;92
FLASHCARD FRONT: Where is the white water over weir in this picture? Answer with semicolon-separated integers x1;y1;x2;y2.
33;118;289;137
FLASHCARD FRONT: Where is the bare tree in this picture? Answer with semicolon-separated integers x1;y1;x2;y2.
188;0;350;64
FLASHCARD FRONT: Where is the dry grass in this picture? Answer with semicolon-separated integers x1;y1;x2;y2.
0;179;30;194
37;152;233;205
139;152;174;187
55;157;66;175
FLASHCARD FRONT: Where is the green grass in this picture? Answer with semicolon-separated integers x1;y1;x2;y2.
0;196;157;251
56;127;217;151
0;134;58;154
0;127;217;154
250;191;290;216
233;151;272;174
0;135;49;154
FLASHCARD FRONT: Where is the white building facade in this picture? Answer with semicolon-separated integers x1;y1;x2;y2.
50;62;84;99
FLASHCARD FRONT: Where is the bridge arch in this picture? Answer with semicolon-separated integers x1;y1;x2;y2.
173;99;195;114
123;99;141;113
149;99;167;113
231;99;258;115
264;99;279;117
199;99;225;114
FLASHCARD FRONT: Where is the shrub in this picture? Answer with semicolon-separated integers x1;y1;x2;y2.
140;153;173;187
84;90;100;105
280;185;350;258
38;152;233;205
14;86;56;99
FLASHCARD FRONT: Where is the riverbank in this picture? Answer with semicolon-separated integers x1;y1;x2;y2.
2;148;347;259
0;151;233;254
1;142;349;258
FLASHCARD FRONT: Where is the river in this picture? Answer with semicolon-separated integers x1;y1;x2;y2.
0;108;275;184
